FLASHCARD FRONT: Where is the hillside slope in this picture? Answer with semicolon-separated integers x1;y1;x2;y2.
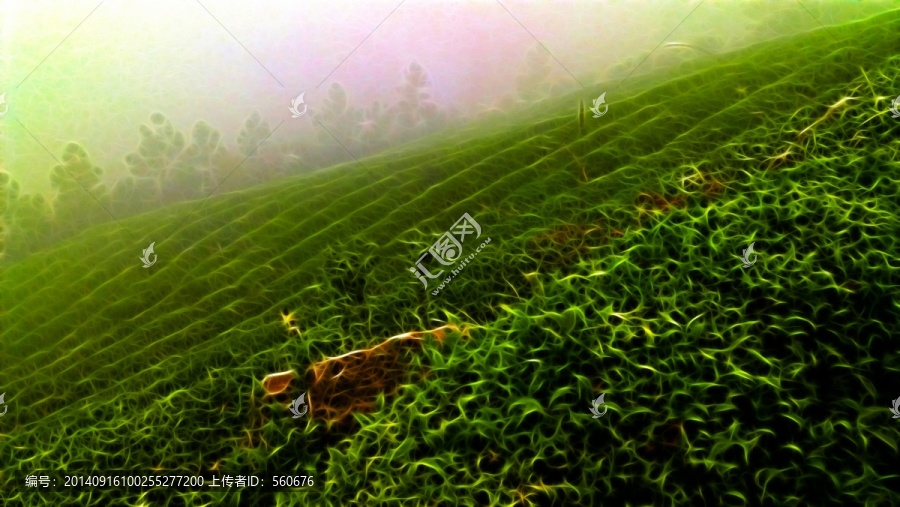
2;9;900;505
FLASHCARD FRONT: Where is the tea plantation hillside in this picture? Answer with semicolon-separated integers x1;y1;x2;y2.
2;9;900;505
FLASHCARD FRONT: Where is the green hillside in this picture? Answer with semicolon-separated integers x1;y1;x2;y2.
3;9;900;505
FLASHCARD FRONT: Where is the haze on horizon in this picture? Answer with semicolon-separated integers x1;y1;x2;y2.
0;0;893;195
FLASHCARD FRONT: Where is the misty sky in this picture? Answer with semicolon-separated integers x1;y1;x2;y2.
1;0;892;195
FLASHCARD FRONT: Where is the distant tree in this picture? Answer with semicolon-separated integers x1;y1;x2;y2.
166;120;225;201
391;61;444;140
49;142;109;236
135;112;185;177
110;166;154;217
313;83;364;164
237;111;271;158
234;111;284;185
1;173;62;260
113;112;185;212
8;192;52;258
358;100;394;155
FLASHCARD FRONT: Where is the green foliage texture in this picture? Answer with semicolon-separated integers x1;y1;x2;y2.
2;9;900;506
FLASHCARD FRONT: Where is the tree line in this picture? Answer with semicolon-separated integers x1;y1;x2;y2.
0;52;564;261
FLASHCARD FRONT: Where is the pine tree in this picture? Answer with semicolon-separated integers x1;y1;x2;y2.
234;111;275;186
237;111;271;158
49;142;108;235
168;120;224;200
9;192;52;258
313;82;364;164
391;61;442;142
117;112;185;209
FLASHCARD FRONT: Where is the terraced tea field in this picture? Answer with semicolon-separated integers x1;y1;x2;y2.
2;8;900;505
